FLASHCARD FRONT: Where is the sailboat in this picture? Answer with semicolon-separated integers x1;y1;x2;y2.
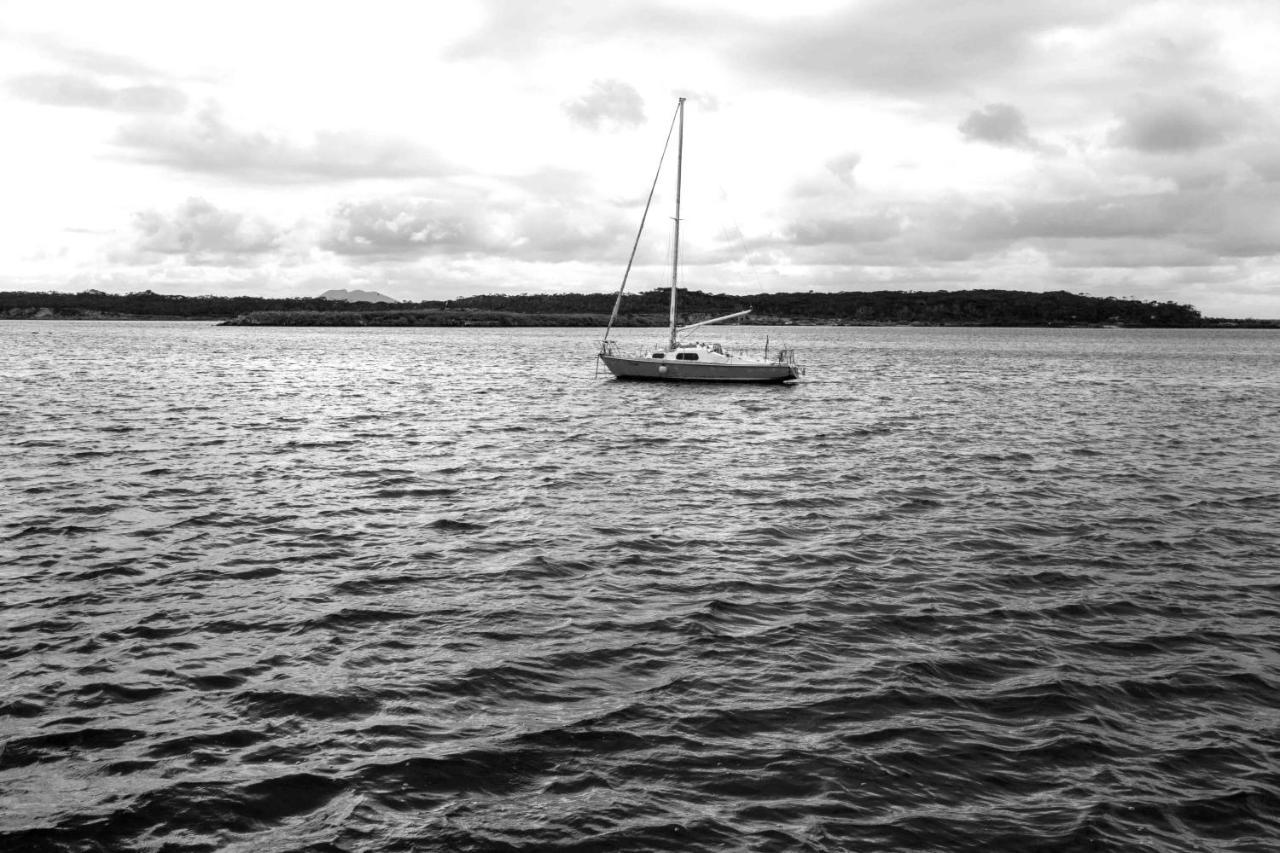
597;98;803;383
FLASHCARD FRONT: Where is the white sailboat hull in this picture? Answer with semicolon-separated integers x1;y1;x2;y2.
600;354;799;383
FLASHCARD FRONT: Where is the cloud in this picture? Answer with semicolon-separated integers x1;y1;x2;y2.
683;91;721;113
783;212;903;247
945;193;1197;249
115;105;451;182
449;1;1119;99
503;166;596;197
505;201;627;260
756;147;1280;273
320;191;628;261
1110;90;1251;153
721;0;1119;97
129;198;283;264
930;174;1280;264
1040;238;1218;269
18;33;167;78
7;73;187;113
563;80;646;131
321;198;482;257
959;103;1037;149
788;154;864;200
826;153;861;187
448;1;700;61
4;33;188;114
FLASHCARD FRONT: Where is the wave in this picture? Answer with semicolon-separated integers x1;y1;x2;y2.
3;324;1278;852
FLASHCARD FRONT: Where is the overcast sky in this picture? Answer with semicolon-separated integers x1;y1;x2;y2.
4;0;1280;317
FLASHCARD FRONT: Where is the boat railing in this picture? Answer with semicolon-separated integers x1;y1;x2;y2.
601;339;801;366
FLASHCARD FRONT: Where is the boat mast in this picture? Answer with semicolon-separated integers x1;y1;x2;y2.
602;104;681;348
668;97;685;351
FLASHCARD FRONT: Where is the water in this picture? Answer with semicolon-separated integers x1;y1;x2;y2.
2;321;1279;852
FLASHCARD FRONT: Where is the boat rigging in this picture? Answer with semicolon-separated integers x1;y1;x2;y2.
597;98;804;383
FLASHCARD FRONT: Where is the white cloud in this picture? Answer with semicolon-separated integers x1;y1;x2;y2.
563;80;646;131
114;105;453;182
319;188;629;262
7;73;187;113
825;153;861;187
127;198;283;264
322;198;481;257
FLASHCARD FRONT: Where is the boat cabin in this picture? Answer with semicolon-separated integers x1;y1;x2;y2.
648;342;733;362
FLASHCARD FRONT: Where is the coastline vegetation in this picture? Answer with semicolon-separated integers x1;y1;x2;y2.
1;287;1273;327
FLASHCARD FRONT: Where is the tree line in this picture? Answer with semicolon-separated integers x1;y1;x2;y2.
0;289;442;319
0;286;1231;327
445;288;1209;326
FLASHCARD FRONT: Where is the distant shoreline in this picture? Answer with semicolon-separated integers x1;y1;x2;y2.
3;288;1276;328
6;313;1276;329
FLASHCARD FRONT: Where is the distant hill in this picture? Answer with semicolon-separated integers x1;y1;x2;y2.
319;289;398;303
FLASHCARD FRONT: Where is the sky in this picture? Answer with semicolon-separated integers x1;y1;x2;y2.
3;0;1280;318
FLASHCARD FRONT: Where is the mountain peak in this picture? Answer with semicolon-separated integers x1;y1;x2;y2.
319;288;398;303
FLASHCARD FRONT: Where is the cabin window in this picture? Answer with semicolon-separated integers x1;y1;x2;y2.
651;353;665;359
676;353;699;361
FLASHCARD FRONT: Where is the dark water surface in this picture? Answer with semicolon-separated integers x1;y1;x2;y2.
3;322;1279;852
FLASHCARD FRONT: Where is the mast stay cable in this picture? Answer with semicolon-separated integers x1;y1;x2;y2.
601;101;682;347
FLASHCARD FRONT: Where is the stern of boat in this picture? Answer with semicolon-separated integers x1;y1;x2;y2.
773;347;805;381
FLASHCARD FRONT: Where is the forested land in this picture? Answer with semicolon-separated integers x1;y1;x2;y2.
2;287;1268;326
0;290;446;320
441;288;1212;326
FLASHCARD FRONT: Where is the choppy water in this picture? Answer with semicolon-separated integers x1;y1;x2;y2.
2;321;1279;852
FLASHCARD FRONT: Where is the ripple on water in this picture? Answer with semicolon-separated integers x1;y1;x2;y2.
1;324;1279;851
